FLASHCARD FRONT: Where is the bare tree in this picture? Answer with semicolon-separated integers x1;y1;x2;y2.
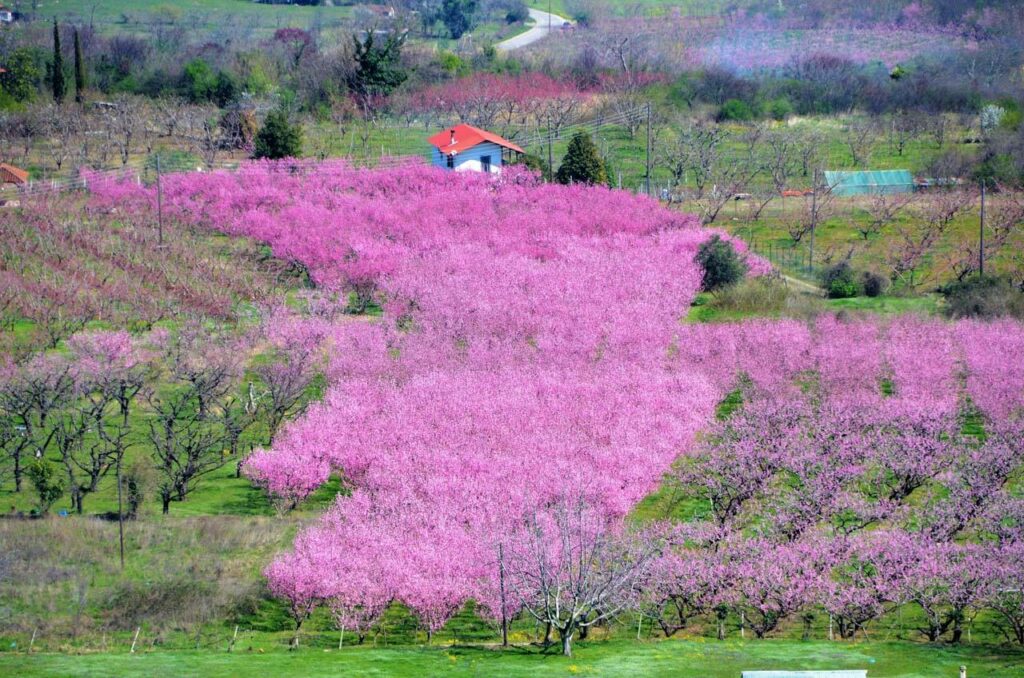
658;119;724;197
888;110;924;158
946;187;1024;281
104;95;145;167
793;128;825;179
888;189;975;288
859;191;918;240
44;104;83;172
146;388;230;514
787;170;837;244
843;117;880;167
251;347;322;447
681;124;762;224
504;499;663;657
0;356;76;493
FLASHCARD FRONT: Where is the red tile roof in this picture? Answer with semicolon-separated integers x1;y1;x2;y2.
428;123;524;156
0;163;29;185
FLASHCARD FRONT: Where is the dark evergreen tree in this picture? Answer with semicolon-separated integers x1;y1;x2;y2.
556;132;608;186
52;19;66;103
441;0;477;39
695;235;748;292
253;110;303;160
73;28;86;103
349;31;407;109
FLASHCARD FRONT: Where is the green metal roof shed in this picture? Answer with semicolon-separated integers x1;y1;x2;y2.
824;170;914;197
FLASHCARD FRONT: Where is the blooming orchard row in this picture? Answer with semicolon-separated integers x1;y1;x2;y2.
90;163;1024;654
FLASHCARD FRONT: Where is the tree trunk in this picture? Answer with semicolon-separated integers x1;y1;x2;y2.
543;622;552;647
161;494;171;514
560;629;573;657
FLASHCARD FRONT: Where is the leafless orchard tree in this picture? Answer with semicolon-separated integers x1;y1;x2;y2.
504;499;663;657
792;128;825;180
888;188;976;288
735;123;798;222
946;187;1024;281
888;110;925;158
592;27;654;139
843;117;880;167
44;104;84;173
657;118;725;198
102;95;147;167
858;191;918;240
787;170;837;244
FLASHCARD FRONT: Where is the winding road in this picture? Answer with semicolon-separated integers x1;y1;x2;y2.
496;8;572;51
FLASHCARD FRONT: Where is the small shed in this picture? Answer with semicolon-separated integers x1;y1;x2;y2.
0;163;28;186
428;123;524;174
824;170;914;197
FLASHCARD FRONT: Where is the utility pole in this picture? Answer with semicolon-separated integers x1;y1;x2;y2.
645;102;652;196
547;115;553;181
809;168;819;273
116;458;125;569
979;179;986;277
156;154;164;246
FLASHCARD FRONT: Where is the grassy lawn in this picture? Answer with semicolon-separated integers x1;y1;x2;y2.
2;639;1021;677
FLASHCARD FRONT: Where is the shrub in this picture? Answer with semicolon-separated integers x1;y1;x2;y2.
821;261;860;299
717;98;755;122
709;275;789;313
766;98;793;121
27;459;65;515
253;110;303;160
696;235;748;292
860;271;889;298
511;152;551;181
941;276;1024;320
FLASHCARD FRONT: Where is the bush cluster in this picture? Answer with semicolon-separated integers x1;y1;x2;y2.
820;262;889;299
941;276;1024;320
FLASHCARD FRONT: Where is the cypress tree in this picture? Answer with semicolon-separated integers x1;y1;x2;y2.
555;132;609;186
73;28;85;104
252;110;303;160
52;19;66;103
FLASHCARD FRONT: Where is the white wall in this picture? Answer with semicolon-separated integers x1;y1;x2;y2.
432;142;505;174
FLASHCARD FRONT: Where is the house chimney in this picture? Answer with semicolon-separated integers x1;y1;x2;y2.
450;129;456;146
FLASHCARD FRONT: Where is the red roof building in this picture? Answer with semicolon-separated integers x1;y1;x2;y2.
428;123;524;174
0;163;29;185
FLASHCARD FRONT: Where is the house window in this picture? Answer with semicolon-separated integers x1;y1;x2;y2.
481;155;492;172
446;154;455;169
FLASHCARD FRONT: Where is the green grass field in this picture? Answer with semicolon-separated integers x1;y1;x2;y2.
47;0;351;33
2;639;1022;677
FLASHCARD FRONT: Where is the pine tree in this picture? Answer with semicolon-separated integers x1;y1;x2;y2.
52;19;66;103
253;110;303;160
555;132;609;186
73;28;86;104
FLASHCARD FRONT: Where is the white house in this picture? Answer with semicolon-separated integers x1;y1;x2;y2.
428;123;524;174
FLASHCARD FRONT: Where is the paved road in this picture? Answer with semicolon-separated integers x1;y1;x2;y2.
496;8;572;51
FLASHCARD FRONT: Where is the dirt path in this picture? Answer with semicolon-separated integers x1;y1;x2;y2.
782;274;823;296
